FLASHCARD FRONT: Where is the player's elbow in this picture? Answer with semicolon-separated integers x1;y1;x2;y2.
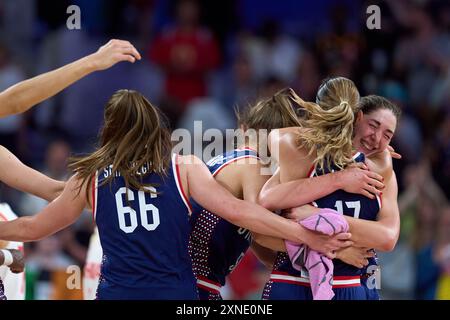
380;229;398;252
257;197;271;210
257;192;275;211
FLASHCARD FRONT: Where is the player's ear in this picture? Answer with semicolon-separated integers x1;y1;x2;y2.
355;110;363;124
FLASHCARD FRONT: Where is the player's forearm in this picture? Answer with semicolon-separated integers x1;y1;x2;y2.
0;54;97;117
0;146;65;202
229;199;306;244
258;173;341;210
345;216;398;251
23;174;65;202
351;174;400;251
0;217;39;242
10;167;65;202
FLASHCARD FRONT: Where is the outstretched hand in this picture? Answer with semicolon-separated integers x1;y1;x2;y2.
89;39;142;71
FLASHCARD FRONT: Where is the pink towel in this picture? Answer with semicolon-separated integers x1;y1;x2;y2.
285;208;349;300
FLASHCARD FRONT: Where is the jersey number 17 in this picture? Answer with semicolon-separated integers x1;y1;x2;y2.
334;200;361;219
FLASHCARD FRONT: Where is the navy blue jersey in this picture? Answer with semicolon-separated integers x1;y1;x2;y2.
189;149;259;288
94;154;197;300
272;152;381;277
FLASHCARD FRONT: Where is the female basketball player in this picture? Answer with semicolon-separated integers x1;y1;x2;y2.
254;79;401;300
0;89;353;299
80;89;382;300
188;88;386;300
0;38;141;299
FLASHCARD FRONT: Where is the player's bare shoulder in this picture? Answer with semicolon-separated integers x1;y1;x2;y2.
271;127;308;159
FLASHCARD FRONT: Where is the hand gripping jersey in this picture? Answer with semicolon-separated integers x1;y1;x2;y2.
263;152;381;300
188;149;259;299
0;203;25;300
93;154;197;300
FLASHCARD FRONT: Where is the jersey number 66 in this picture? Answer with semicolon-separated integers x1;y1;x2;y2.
115;187;160;233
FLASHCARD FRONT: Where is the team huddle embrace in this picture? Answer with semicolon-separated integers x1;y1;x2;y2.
0;39;400;300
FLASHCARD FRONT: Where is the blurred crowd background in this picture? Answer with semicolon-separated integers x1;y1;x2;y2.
0;0;449;300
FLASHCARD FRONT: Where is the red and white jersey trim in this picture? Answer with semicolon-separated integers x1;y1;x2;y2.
92;171;98;221
376;193;382;209
172;154;193;214
196;276;222;294
212;154;259;177
308;152;362;178
270;271;361;288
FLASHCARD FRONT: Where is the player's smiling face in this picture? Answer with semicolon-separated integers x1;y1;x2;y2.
353;109;397;157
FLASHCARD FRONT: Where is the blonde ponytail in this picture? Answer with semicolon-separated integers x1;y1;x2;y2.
291;77;360;172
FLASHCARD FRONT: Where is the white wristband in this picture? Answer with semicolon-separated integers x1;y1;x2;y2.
1;249;13;266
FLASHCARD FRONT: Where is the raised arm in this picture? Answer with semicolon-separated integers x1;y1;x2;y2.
0;146;64;201
179;155;352;258
0;175;87;242
258;165;383;211
0;39;141;118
